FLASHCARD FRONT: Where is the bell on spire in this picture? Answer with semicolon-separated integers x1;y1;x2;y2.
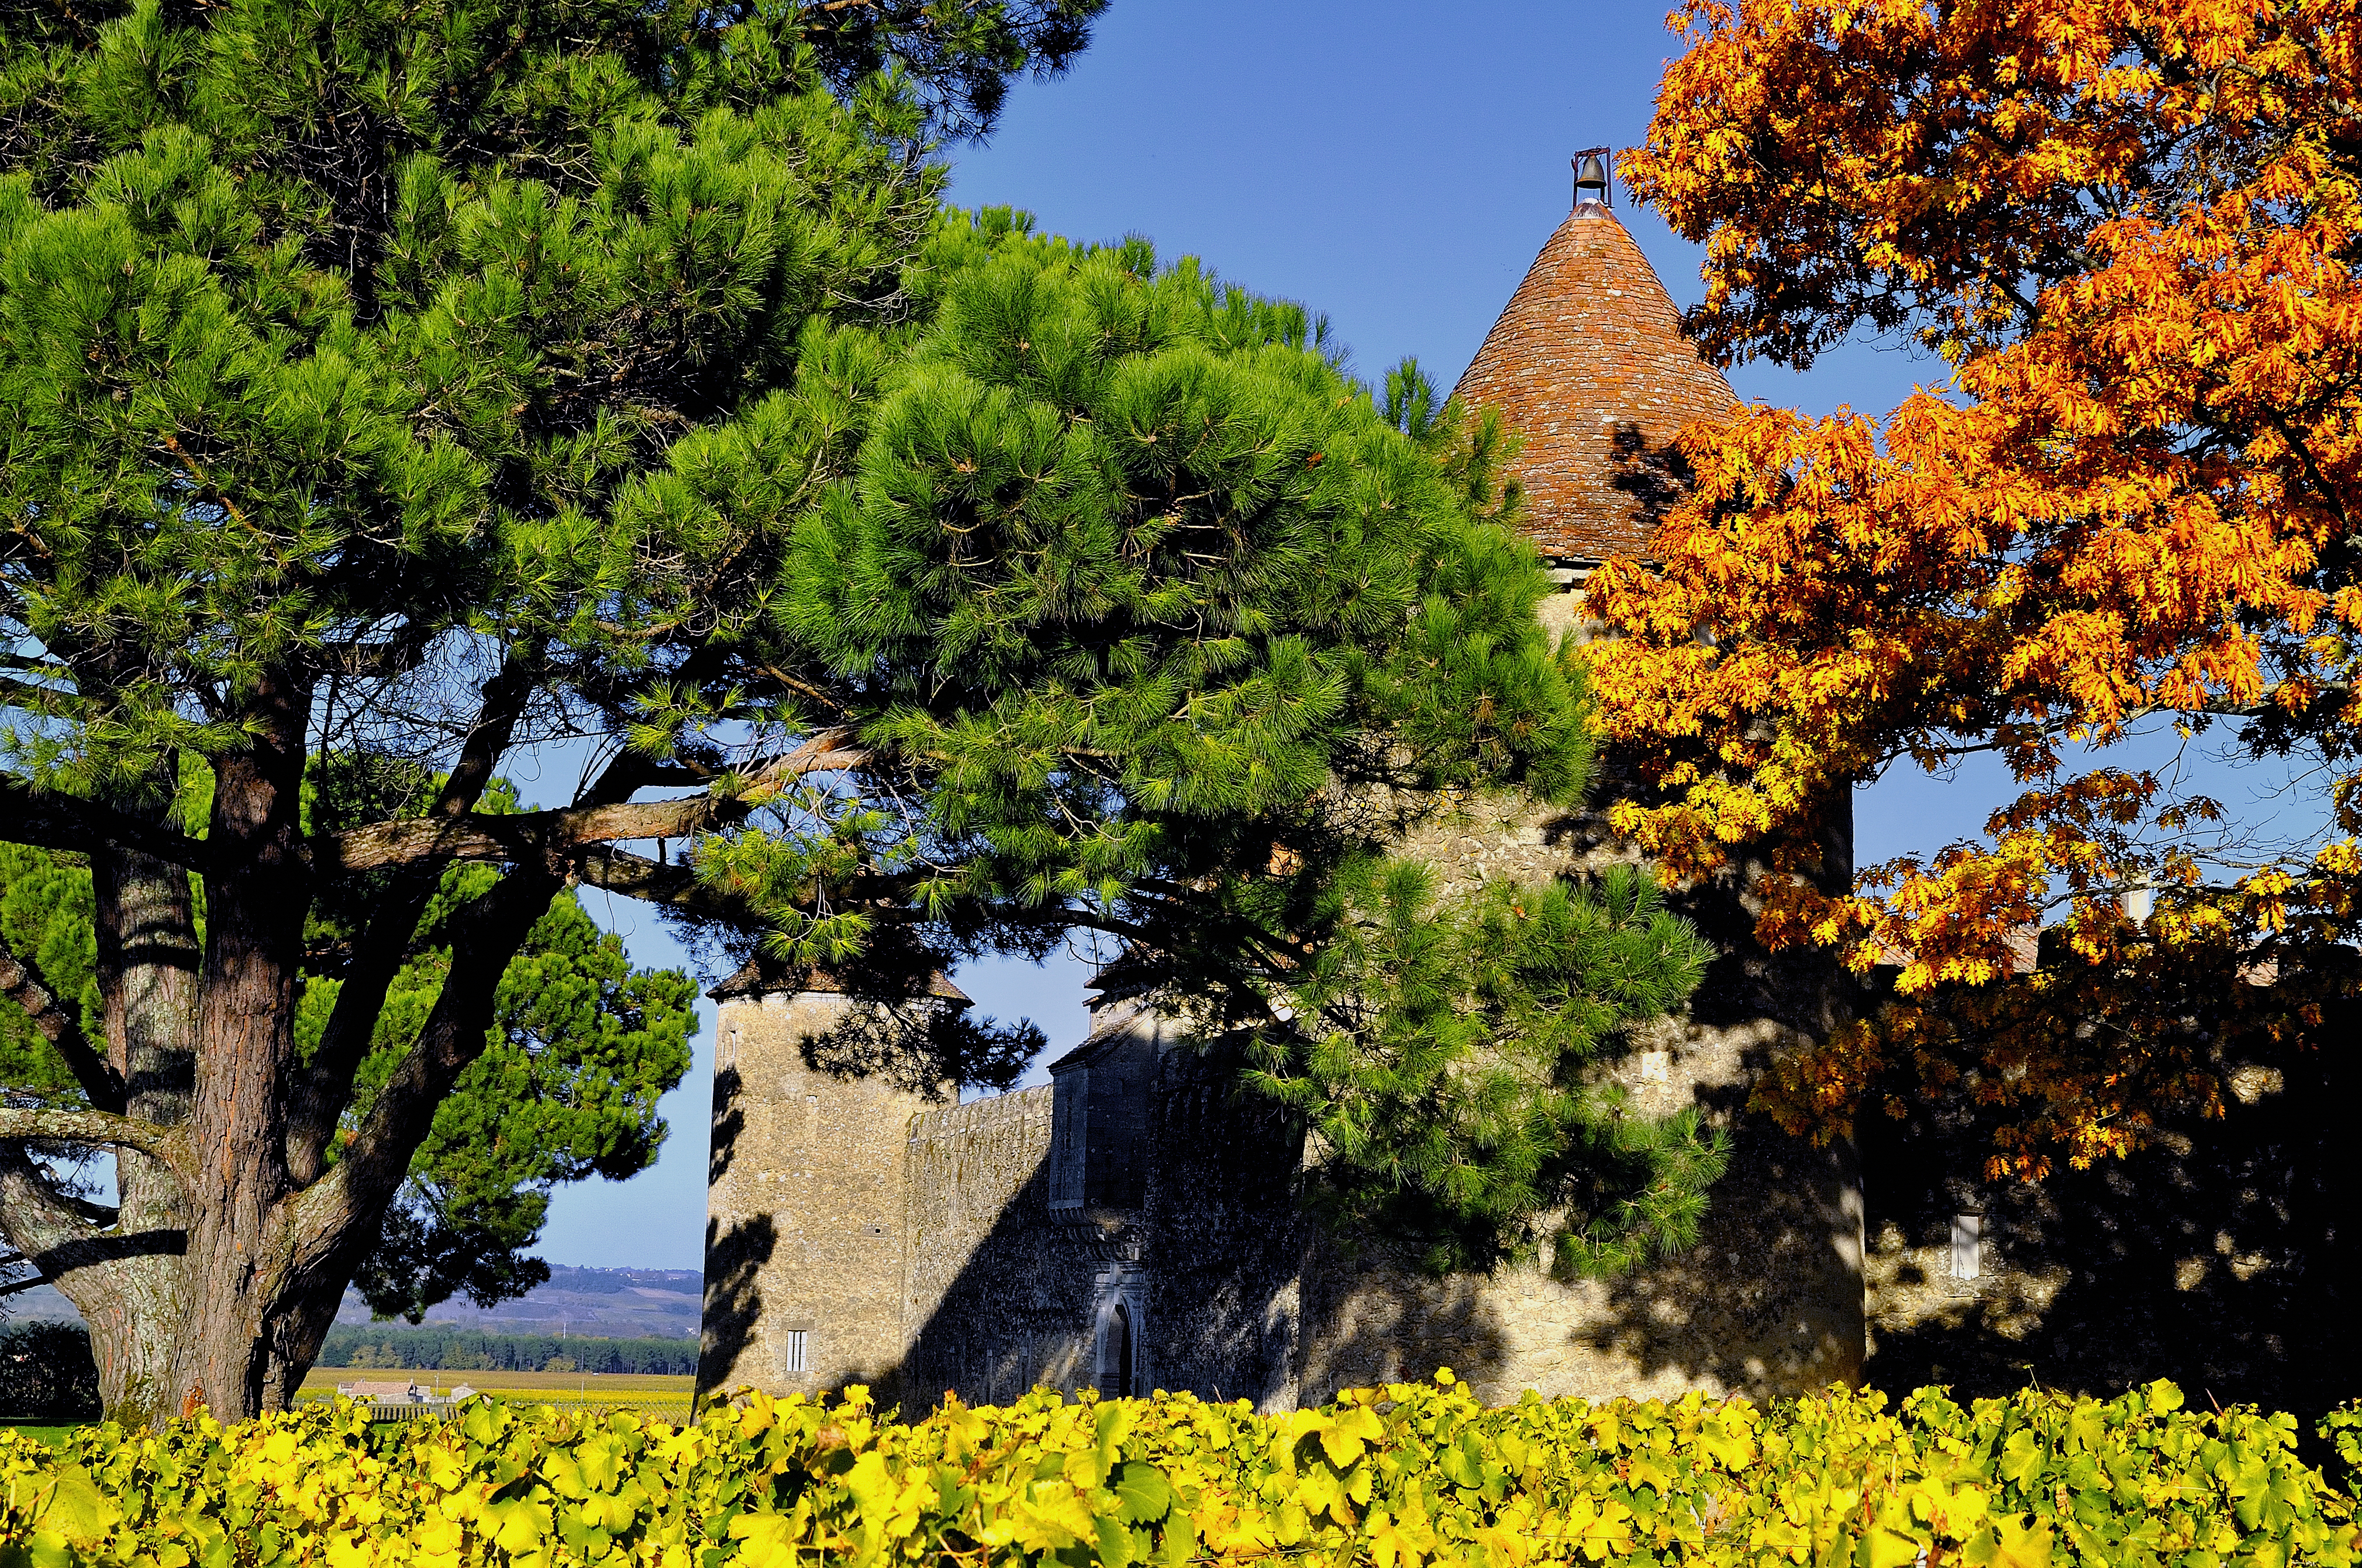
1573;147;1612;213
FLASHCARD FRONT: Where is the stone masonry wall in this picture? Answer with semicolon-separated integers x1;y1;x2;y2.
705;568;1869;1413
1139;1041;1309;1411
699;991;935;1400
1323;597;1864;1405
899;1087;1118;1407
1859;1031;2357;1420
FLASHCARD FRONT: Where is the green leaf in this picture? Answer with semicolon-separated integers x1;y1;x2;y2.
1111;1462;1173;1524
1094;1512;1138;1568
31;1465;120;1546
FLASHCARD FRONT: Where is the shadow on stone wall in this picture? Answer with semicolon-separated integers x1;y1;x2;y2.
1143;1042;1319;1410
798;1004;980;1100
708;1064;746;1186
1860;1035;2357;1425
1295;1261;1509;1405
698;1212;775;1395
1540;820;1869;1398
897;1150;1115;1415
1574;1115;1863;1393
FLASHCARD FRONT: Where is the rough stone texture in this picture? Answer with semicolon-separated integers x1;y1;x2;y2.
699;836;1870;1414
1451;206;1740;563
897;1085;1114;1408
698;989;942;1401
1858;1036;2356;1418
1302;728;1867;1407
1137;1039;1309;1410
1044;1020;1157;1220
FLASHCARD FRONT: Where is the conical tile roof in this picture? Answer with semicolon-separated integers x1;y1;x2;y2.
1452;203;1740;562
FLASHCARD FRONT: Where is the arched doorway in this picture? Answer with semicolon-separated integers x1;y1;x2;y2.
1108;1302;1134;1398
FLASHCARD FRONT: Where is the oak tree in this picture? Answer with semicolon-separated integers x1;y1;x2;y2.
1593;0;2362;1175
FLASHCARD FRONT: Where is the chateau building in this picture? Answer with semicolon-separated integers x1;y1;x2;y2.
699;160;2349;1415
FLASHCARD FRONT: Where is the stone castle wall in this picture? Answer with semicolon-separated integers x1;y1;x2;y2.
1327;588;1866;1405
1857;1036;2356;1415
698;964;2342;1417
898;1087;1116;1407
1137;1042;1307;1410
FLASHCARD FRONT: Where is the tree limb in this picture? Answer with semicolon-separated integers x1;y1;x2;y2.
0;779;208;870
0;935;123;1112
287;652;542;1183
0;1144;94;1268
294;864;563;1269
0;673;84;718
0;1106;186;1165
311;729;869;876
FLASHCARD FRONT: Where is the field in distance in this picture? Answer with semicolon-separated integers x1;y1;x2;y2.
298;1368;694;1397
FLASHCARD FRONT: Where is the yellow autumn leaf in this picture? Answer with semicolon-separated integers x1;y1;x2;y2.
1964;1514;2054;1568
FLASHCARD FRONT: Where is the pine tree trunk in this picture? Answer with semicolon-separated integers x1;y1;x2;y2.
13;683;402;1425
73;768;202;1427
1;652;577;1423
178;680;313;1416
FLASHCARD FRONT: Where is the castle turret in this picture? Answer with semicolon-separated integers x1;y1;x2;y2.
1293;150;1868;1401
1451;147;1742;569
697;962;968;1401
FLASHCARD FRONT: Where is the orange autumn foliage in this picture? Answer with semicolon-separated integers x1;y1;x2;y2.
1589;0;2362;1175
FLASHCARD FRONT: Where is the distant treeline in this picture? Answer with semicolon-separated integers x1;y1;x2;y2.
0;1322;99;1419
319;1326;698;1376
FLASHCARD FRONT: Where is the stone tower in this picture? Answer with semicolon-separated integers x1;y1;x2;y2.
697;963;968;1400
1282;154;1868;1400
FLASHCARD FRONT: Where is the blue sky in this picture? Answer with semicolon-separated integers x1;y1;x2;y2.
529;1;2324;1269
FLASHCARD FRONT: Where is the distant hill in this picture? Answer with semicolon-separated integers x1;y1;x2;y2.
9;1264;703;1340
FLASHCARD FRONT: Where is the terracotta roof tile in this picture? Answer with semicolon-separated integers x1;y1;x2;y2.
1452;206;1739;562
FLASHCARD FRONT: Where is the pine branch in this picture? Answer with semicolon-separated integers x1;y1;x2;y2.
296;864;563;1269
570;843;723;911
0;673;83;719
0;1144;96;1265
0;780;208;869
0;934;123;1112
287;652;541;1182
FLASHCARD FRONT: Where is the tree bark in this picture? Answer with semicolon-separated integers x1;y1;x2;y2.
47;760;202;1428
169;674;313;1416
0;670;663;1424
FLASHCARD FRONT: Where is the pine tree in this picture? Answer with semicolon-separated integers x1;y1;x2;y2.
0;0;1712;1423
0;801;701;1332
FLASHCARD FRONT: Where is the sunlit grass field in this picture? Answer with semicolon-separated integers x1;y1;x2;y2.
0;1424;74;1446
295;1367;696;1421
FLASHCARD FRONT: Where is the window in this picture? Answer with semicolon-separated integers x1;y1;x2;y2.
1950;1214;1982;1282
781;1329;808;1375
